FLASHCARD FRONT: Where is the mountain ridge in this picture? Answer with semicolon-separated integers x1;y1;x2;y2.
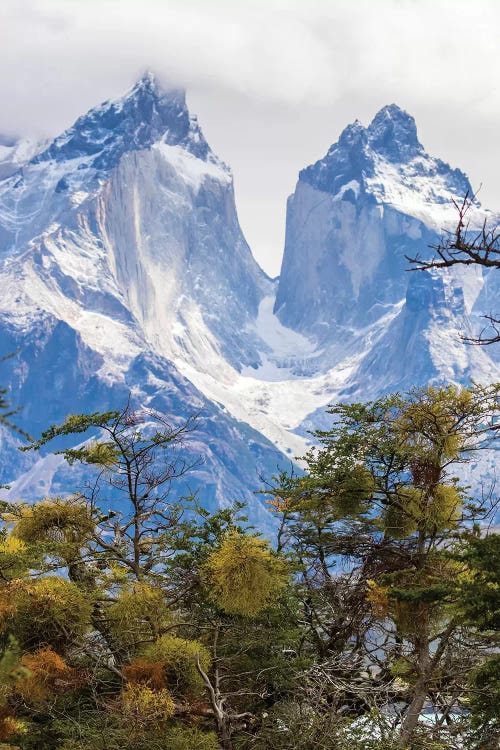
1;79;498;524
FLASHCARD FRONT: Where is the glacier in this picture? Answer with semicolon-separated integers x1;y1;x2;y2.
0;79;498;525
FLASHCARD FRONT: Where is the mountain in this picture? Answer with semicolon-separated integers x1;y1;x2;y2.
0;84;498;526
0;73;271;369
0;73;289;529
275;104;499;396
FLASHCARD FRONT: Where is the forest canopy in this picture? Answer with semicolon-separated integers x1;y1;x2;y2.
0;386;498;750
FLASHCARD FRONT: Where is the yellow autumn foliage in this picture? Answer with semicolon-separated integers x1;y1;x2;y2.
428;484;462;529
366;579;389;619
395;386;472;462
0;582;27;635
81;441;119;467
106;583;172;652
12;576;93;650
9;499;94;561
0;538;26;555
204;532;287;618
120;683;175;729
142;634;210;696
384;482;462;538
0;537;31;582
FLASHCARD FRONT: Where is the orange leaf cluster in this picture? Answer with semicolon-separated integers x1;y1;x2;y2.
122;658;166;690
0;707;19;742
266;496;290;512
18;648;71;702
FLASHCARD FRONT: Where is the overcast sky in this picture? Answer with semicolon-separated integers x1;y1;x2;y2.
1;0;500;276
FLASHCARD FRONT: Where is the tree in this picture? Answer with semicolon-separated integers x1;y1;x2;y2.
0;406;211;748
0;353;31;440
267;384;500;748
0;405;295;750
20;404;200;583
407;192;500;345
457;533;500;748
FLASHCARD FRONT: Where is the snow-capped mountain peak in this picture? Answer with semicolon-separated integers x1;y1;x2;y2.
300;103;476;230
31;72;215;172
366;103;423;162
275;102;500;410
0;73;284;526
0;71;270;387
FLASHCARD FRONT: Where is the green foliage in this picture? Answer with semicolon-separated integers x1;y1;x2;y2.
459;533;500;631
204;531;287;617
384;483;462;539
394;385;477;460
8;498;94;563
272;385;498;544
427;483;462;529
106;583;172;654
64;441;120;467
56;722;219;750
156;726;219;750
250;703;459;750
383;493;419;538
142;634;210;697
20;411;121;452
3;390;498;750
459;534;500;746
266;384;499;749
9;576;93;650
281;464;375;520
469;655;500;734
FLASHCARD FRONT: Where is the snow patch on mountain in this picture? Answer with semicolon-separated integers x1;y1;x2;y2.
171;293;407;460
242;295;319;380
153;142;231;191
0;135;47;179
366;153;492;231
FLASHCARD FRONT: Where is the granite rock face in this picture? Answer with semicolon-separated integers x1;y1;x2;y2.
275;104;499;395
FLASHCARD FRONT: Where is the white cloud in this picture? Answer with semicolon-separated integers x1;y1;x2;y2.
1;0;500;275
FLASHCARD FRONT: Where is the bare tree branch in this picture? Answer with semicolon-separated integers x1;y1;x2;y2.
407;190;500;345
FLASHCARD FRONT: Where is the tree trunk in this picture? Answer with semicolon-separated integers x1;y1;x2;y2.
217;717;234;750
399;674;429;745
399;609;431;746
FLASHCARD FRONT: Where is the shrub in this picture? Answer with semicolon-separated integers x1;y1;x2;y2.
11;499;94;547
12;576;93;650
18;647;71;702
120;684;175;730
142;635;210;697
122;658;166;690
204;532;286;617
159;726;219;750
106;583;172;654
